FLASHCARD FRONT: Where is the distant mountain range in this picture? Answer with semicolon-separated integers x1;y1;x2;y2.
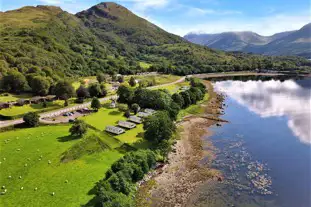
184;23;311;58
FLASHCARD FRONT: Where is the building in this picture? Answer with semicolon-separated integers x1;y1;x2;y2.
45;95;56;102
105;126;125;135
118;120;136;129
30;96;44;104
0;102;10;110
110;100;117;108
137;112;151;118
128;116;142;124
144;108;156;114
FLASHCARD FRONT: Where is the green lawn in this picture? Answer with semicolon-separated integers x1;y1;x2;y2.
0;100;66;117
139;62;152;69
0;126;123;207
0;93;33;102
177;94;210;120
153;82;189;94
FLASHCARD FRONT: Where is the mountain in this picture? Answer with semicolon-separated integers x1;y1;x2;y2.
0;2;309;80
184;24;311;58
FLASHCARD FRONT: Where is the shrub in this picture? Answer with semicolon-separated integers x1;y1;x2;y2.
23;112;40;127
69;120;88;137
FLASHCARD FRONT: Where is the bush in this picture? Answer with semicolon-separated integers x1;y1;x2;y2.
131;103;140;114
23;112;40;127
91;97;101;111
118;103;128;112
124;110;131;118
69;120;88;137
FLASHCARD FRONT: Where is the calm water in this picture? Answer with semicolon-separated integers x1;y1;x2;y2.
191;77;311;207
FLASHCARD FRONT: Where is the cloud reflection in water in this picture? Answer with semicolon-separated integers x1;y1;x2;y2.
215;79;311;145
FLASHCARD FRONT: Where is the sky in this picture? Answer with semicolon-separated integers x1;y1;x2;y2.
0;0;310;36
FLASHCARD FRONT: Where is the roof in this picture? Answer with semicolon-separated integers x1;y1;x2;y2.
138;112;151;117
128;116;142;123
118;120;136;129
144;108;156;114
105;126;125;135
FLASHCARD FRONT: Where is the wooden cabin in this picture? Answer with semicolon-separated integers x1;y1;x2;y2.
118;120;136;129
105;126;125;135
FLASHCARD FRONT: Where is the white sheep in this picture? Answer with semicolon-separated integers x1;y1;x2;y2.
24;164;28;167
51;192;55;196
1;186;5;189
20;187;23;190
34;187;38;191
8;175;12;179
48;160;51;164
3;158;6;161
19;176;22;179
65;180;68;183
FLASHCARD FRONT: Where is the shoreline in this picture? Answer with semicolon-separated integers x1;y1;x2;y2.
136;81;226;207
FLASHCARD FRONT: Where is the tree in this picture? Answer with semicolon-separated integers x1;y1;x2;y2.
118;103;128;112
54;80;75;100
124;110;131;118
88;83;101;97
23;112;39;127
30;76;50;96
166;102;181;121
128;76;136;87
172;93;184;108
96;73;106;83
180;91;191;108
131;103;140;114
1;71;28;93
117;85;133;104
100;83;108;97
143;111;174;143
118;75;124;83
76;85;89;99
91;97;101;111
69;120;88;137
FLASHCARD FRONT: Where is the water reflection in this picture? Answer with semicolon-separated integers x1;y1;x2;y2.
214;79;311;145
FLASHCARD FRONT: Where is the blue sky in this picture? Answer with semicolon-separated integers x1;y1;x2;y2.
1;0;310;36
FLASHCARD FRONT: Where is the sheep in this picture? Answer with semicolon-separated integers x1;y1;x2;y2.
34;187;38;191
8;175;12;179
17;149;20;151
3;158;6;161
51;192;55;196
48;160;51;164
24;164;28;167
38;158;42;161
19;176;22;179
1;186;5;189
65;180;68;183
0;162;2;164
20;187;23;190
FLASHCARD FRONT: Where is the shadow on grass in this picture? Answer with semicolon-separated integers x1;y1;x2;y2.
108;111;122;116
131;139;152;150
57;135;80;142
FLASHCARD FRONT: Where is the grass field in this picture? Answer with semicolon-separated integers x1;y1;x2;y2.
177;94;210;120
139;62;152;69
153;81;189;93
0;100;67;117
0;93;33;102
0;125;123;207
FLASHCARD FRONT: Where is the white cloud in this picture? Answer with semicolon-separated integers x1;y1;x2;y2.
160;12;310;36
214;80;311;145
186;7;242;16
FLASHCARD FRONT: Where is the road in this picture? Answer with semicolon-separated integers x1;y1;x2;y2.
0;76;185;128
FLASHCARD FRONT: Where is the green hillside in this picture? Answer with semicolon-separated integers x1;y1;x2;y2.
0;2;310;82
